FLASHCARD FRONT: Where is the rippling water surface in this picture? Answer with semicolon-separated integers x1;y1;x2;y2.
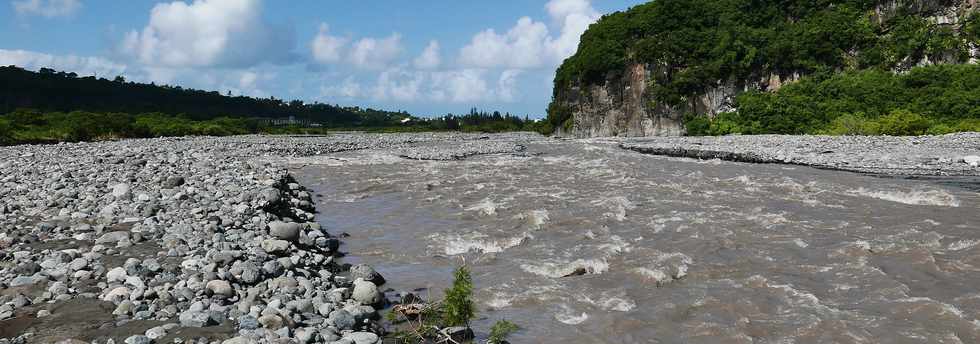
295;139;980;343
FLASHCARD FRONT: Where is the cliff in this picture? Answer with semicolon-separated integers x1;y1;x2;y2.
549;0;980;137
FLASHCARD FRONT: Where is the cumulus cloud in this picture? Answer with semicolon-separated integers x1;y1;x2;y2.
348;33;403;70
458;0;599;69
12;0;81;18
366;68;520;104
0;49;127;77
413;40;441;69
320;76;363;99
311;24;349;64
310;26;403;70
120;0;293;68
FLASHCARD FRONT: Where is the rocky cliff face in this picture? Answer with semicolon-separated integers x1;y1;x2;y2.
554;0;979;138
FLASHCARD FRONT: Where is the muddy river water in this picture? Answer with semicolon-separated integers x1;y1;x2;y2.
294;138;980;343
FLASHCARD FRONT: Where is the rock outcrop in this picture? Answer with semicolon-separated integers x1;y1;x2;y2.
551;0;979;138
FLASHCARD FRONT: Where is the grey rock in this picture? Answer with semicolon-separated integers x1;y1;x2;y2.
164;176;186;188
327;309;355;331
124;335;151;344
268;221;300;241
344;332;379;344
237;314;260;330
350;264;385;286
111;183;132;200
179;310;213;327
9;275;40;287
261;239;291;255
257;314;283;329
96;231;131;244
351;279;383;306
206;280;234;298
145;326;168;340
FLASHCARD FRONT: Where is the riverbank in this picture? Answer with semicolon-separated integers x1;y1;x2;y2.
0;133;534;343
612;133;980;176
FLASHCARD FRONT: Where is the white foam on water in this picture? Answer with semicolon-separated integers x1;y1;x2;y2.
555;305;589;325
592;196;636;221
632;252;693;284
598;235;632;255
850;187;961;207
433;231;530;255
515;209;550;230
587;295;636;312
949;239;979;251
465;198;500;216
793;238;809;248
521;258;610;278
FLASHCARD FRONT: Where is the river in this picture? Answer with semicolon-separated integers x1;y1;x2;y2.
294;138;980;343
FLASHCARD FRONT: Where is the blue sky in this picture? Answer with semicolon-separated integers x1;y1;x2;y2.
1;0;646;117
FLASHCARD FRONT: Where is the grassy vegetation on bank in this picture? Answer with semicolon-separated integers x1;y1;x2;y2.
684;64;980;136
0;109;549;146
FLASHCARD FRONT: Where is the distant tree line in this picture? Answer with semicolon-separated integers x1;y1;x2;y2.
0;65;413;127
0;66;549;145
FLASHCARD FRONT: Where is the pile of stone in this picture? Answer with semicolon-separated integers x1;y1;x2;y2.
0;133;537;344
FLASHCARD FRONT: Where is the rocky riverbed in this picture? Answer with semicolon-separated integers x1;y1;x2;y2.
2;132;979;343
614;133;980;176
0;133;533;344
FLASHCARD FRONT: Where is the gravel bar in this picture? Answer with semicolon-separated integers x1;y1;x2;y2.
0;133;535;344
611;133;980;176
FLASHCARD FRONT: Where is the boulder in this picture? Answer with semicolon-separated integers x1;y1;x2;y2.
344;332;379;344
350;264;386;286
268;221;300;241
206;280;235;298
179;310;213;327
261;239;291;255
351;279;383;307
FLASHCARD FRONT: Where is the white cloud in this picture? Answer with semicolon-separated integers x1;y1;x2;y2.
457;0;599;69
348;33;403;70
497;69;522;102
311;23;348;64
545;0;600;60
217;70;273;97
0;49;127;77
363;68;520;104
429;69;489;103
373;68;422;101
120;0;292;68
413;40;441;69
320;76;363;99
12;0;81;18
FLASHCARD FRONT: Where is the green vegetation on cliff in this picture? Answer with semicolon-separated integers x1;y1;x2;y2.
548;0;980;133
685;64;980;135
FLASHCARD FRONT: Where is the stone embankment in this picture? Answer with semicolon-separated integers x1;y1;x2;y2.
612;133;980;176
0;133;534;344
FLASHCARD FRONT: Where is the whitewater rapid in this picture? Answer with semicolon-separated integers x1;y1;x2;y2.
295;138;980;343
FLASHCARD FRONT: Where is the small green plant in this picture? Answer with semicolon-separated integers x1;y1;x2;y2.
487;320;519;344
442;265;475;327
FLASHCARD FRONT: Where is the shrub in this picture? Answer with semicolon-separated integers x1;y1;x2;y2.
488;320;520;344
877;109;932;136
0;117;12;145
442;265;475;327
683;114;711;136
822;113;878;135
